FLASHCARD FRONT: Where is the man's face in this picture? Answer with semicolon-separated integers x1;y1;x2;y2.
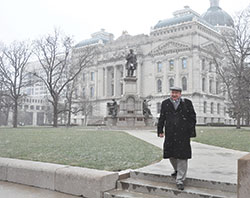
171;90;181;100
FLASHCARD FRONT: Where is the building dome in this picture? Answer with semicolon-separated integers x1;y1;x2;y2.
202;0;234;27
75;29;114;48
153;6;216;31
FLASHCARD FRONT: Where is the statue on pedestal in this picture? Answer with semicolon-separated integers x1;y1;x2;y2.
143;99;152;118
126;49;137;77
107;99;118;118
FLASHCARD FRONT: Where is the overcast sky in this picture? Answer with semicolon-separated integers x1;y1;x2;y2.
1;0;249;45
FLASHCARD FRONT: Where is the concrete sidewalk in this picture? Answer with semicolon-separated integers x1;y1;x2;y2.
124;129;248;184
0;181;78;198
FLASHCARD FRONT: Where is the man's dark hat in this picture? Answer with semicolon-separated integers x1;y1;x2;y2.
170;86;182;92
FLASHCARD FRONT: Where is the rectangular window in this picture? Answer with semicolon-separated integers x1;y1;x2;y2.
182;58;187;69
203;102;207;113
202;78;206;92
82;88;86;98
111;84;114;96
120;83;123;95
90;72;95;81
74;88;78;99
209;62;212;72
211;103;214;114
217;103;220;114
83;73;86;81
202;59;205;70
216;81;219;94
157;79;162;93
209;80;213;93
90;87;94;98
157;62;162;72
169;60;174;71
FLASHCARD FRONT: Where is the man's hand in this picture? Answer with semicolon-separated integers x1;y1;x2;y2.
158;133;164;138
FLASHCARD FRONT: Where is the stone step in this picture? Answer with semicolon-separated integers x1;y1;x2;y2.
117;178;236;198
130;171;237;193
104;189;168;198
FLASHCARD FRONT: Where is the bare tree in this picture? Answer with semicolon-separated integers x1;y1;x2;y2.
33;29;95;127
77;95;96;126
213;5;250;129
0;80;12;125
64;77;78;127
0;41;32;127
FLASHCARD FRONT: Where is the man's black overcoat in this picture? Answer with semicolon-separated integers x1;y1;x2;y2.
157;98;196;159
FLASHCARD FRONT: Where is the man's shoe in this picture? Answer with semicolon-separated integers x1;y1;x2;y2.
177;183;184;190
171;171;177;177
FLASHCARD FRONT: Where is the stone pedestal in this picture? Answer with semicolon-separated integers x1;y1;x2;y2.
116;93;145;127
105;117;117;126
105;76;153;127
124;77;137;95
238;153;250;198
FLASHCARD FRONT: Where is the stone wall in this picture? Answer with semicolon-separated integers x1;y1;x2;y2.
0;157;118;198
238;153;250;198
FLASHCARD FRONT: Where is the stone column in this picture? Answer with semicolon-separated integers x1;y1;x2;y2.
175;58;180;87
105;67;108;97
137;61;142;96
101;68;105;97
114;66;118;97
32;111;37;126
238;153;250;198
95;69;98;98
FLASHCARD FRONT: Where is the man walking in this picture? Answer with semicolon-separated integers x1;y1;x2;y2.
157;86;196;190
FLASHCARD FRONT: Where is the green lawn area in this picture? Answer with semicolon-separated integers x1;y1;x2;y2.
193;126;250;152
0;127;162;171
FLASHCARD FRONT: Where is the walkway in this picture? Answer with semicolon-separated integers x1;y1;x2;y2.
0;181;78;198
125;129;248;184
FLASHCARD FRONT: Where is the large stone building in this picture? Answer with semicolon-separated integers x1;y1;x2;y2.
70;0;235;125
15;0;235;126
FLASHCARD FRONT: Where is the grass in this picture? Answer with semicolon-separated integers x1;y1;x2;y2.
193;126;250;152
0;127;162;171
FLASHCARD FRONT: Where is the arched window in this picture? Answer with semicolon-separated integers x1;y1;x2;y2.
202;78;206;92
182;77;187;91
157;79;162;93
169;78;174;89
